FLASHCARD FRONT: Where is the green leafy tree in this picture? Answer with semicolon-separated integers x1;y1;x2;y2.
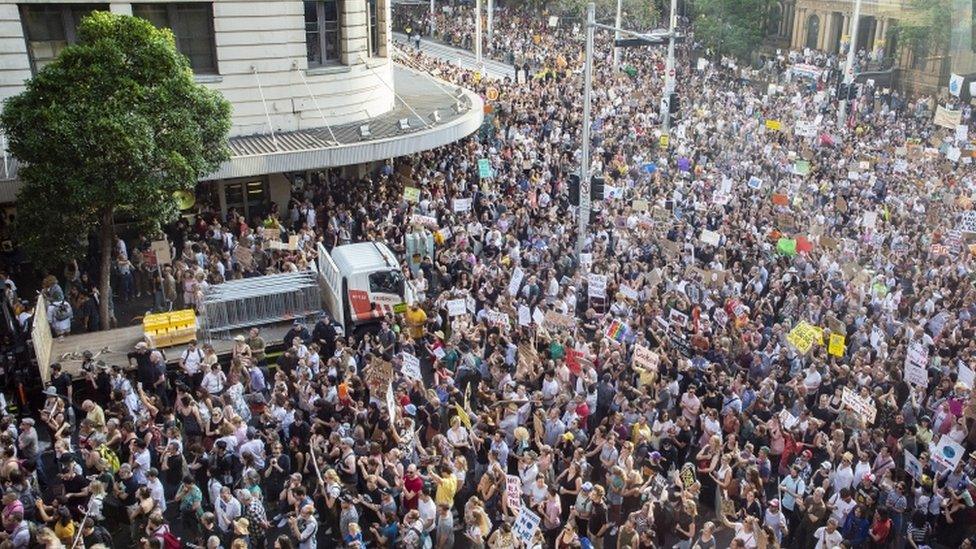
2;12;231;329
893;0;951;56
693;0;774;59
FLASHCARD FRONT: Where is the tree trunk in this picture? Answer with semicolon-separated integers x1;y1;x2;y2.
98;209;114;331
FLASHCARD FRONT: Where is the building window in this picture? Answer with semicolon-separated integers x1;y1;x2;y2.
19;3;108;73
133;3;218;74
305;1;341;67
367;0;378;56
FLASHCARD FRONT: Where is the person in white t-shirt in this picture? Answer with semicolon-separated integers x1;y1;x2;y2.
827;488;855;525
813;518;843;549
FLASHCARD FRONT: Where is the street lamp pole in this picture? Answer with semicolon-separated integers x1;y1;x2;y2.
474;0;483;69
430;0;435;37
838;0;863;124
487;0;493;40
613;0;623;68
660;0;677;132
577;2;596;256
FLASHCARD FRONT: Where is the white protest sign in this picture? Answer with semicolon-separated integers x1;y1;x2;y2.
588;273;608;298
531;307;545;326
620;285;639;301
401;352;422;381
795;120;818;137
466;295;476;314
486;310;510;330
904;450;923;481
779;409;799;430
446;299;467;317
632;345;660;371
696;58;709;71
957;124;969;143
669;308;689;328
862;211;877;229
841;387;877;424
932;437;966;471
904;341;929;387
452;197;472;212
518;305;531;327
508;267;525;297
959;364;976;389
948;147;962;163
506;475;522;510
410;214;439;229
547;15;558;27
959;211;976;234
385;382;397;413
513;508;541;543
580;253;593;268
700;229;721;246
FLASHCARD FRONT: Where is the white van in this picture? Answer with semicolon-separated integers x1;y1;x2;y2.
317;242;414;332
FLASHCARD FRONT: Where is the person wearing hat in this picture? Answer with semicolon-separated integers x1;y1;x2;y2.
283;320;310;349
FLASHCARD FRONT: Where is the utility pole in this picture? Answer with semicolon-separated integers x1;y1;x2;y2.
660;0;677;132
430;0;435;37
838;0;863;124
577;2;595;256
613;0;623;68
474;0;483;70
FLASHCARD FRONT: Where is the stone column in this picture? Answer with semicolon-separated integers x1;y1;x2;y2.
341;0;368;65
820;11;831;50
792;8;805;49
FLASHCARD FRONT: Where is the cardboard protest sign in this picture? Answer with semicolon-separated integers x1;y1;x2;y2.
904;451;923;481
401;352;422;381
452;197;472;212
486;310;510;330
700;229;721;246
633;345;660;371
403;187;421;203
363;358;395;391
841;387;877;424
787;322;819;354
446;299;467;317
544;311;576;331
935;106;962;129
587;273;608;298
828;333;845;357
506;475;523;510
932;437;966;471
904;342;929;387
513;508;541;543
508;267;525;297
477;158;492;178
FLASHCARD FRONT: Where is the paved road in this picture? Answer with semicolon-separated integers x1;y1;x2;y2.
393;32;515;81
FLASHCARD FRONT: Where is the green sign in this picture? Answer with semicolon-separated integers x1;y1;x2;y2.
477;158;492;179
776;238;797;256
793;160;811;176
393;302;408;314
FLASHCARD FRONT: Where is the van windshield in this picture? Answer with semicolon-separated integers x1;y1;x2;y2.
369;270;404;296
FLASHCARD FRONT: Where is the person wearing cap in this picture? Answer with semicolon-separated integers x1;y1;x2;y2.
16;418;37;465
282;320;310;349
764;498;789;545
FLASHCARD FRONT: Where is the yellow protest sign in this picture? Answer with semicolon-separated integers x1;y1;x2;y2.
787;322;819;354
455;404;471;429
811;326;824;345
828;333;846;357
765;119;783;131
659;134;670;148
486;87;499;101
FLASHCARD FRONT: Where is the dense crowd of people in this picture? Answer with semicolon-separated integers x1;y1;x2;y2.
3;3;976;549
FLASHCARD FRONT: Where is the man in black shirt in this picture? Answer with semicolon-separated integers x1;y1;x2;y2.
127;342;153;388
313;313;338;359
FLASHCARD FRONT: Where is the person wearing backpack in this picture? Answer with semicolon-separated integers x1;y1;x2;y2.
80;517;113;547
288;503;318;549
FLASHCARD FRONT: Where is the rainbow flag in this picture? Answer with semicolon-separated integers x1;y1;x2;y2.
605;319;628;343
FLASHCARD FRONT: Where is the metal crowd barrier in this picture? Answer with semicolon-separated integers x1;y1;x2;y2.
200;270;322;341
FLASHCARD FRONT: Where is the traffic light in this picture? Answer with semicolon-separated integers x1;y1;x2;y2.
590;175;605;201
568;174;580;206
669;93;679;114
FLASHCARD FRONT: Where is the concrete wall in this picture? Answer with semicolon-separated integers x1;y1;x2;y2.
0;0;395;137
